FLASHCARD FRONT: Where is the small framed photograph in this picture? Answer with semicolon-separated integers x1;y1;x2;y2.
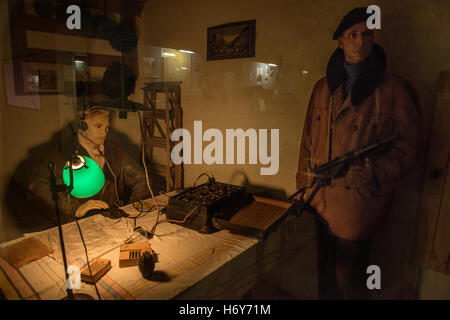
22;62;60;94
207;20;256;61
3;60;40;109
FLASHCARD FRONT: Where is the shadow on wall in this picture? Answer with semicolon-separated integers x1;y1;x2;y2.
2;124;165;242
230;170;287;201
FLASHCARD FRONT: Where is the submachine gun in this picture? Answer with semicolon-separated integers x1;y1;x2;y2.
288;135;399;217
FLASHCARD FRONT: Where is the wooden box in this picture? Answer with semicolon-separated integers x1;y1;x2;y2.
212;195;293;239
80;258;111;284
119;241;153;268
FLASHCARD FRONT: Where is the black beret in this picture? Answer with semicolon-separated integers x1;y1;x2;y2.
333;7;371;40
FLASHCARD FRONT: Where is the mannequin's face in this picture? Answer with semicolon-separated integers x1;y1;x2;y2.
84;113;110;145
338;22;374;64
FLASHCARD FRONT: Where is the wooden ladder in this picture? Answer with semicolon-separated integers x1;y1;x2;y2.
142;81;183;192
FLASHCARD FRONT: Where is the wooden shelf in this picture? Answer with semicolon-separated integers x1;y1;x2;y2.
143;137;167;149
142;82;183;192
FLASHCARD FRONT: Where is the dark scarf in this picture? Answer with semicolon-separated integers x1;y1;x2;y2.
326;43;386;106
344;61;363;98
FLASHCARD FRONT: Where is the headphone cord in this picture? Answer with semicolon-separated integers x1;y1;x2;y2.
193;172;215;187
131;200;155;229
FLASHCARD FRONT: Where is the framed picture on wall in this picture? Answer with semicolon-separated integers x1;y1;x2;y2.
5;58;65;96
3;60;40;109
207;20;256;61
21;62;61;94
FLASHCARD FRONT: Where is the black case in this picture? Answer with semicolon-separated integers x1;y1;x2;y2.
166;181;251;233
167;182;293;239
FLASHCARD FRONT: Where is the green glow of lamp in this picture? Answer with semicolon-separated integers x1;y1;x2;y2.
63;155;105;198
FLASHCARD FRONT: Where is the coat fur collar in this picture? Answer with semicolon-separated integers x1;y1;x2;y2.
326;43;386;106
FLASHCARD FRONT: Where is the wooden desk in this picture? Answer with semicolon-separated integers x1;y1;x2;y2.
0;195;317;300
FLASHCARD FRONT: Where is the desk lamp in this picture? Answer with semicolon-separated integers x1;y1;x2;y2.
62;154;105;198
48;153;105;300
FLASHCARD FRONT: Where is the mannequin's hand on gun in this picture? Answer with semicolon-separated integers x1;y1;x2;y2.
346;157;375;187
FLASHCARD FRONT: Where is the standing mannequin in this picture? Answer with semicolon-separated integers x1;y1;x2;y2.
296;7;421;299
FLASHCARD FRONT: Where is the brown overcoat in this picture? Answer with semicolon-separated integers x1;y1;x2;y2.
296;71;422;240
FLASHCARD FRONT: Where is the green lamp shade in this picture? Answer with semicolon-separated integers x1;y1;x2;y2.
63;155;105;198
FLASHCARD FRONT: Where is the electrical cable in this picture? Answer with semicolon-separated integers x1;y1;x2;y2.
130;200;156;229
130;204;201;237
157;204;201;225
104;156;123;207
193;172;215;187
158;191;170;198
67;193;102;300
131;201;144;229
132;200;153;214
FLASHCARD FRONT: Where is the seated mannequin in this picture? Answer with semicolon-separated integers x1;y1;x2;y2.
28;106;151;224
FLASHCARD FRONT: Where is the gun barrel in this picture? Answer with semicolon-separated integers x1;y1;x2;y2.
312;135;397;175
288;135;398;213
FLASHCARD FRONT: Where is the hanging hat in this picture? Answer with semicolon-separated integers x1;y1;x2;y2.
333;7;371;40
